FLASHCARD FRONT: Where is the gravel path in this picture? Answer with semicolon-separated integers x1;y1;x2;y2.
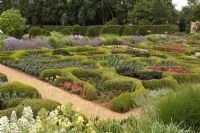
0;64;142;120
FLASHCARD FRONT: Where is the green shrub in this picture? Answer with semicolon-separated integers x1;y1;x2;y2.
72;68;102;82
0;81;41;99
100;25;124;35
79;26;88;36
29;27;43;37
40;69;67;80
156;87;200;131
12;28;24;38
0;73;8;82
61;28;72;35
48;32;67;48
84;84;97;100
21;99;60;116
104;79;135;92
138;25;150;35
0;99;60;117
112;93;135;112
72;25;81;35
103;36;121;45
142;76;179;90
0;9;26;37
122;26;139;35
86;26;102;37
2;98;25;109
172;73;200;84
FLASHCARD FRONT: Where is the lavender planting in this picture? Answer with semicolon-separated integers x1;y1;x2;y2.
0;37;52;51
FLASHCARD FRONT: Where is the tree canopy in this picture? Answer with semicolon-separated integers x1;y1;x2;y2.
0;0;178;26
0;8;26;37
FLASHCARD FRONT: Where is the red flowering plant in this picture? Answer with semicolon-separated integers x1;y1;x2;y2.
156;45;187;52
63;81;84;95
152;66;191;74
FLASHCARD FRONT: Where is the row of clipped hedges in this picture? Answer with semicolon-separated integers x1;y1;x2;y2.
32;25;178;36
39;68;147;113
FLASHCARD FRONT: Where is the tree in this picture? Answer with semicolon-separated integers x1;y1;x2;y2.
114;0;136;24
128;0;178;25
128;1;152;25
78;0;97;25
0;8;26;37
178;1;200;32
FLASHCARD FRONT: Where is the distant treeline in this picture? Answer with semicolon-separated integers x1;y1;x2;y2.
0;0;178;26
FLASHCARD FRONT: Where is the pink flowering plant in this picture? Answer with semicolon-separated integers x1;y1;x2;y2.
63;81;84;95
152;66;191;74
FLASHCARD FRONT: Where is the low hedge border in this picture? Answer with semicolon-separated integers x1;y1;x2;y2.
142;76;180;90
0;99;60;118
31;25;178;36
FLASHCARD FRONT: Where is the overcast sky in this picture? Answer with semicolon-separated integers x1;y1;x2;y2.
173;0;188;10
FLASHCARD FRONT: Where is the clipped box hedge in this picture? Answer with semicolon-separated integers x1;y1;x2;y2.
0;99;60;117
0;81;41;99
0;73;8;83
112;92;135;112
40;25;178;36
142;76;180;90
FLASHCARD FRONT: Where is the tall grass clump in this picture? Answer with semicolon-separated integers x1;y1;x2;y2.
156;87;200;132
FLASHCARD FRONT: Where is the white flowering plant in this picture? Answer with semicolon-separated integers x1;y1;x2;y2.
0;104;96;133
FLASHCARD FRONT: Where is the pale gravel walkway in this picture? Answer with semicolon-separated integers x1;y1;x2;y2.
0;64;142;120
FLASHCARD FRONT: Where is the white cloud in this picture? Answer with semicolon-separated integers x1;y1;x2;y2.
173;0;188;10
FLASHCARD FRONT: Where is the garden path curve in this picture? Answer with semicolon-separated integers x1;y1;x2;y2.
0;64;141;120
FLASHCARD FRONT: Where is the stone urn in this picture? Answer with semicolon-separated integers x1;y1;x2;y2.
190;21;200;34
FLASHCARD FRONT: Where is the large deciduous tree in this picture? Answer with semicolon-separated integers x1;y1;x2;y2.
0;8;26;37
128;0;178;25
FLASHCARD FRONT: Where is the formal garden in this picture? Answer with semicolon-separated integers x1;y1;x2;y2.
0;0;200;132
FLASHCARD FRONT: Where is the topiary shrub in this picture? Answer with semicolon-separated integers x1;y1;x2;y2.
142;76;179;90
29;27;43;37
0;81;41;99
86;26;102;37
0;73;8;83
72;25;81;35
156;87;200;132
112;93;135;112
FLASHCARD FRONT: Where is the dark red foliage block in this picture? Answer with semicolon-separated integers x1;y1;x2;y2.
156;45;186;52
63;82;84;94
153;67;191;74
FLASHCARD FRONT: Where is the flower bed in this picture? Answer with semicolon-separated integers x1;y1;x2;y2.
63;82;84;94
156;45;186;52
153;66;191;74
